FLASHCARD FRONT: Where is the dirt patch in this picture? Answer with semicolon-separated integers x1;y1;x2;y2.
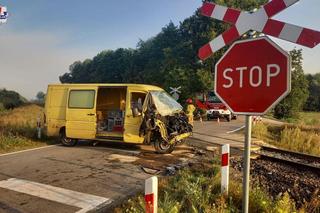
133;145;198;172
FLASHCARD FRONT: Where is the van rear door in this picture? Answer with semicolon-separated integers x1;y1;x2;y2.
66;87;97;139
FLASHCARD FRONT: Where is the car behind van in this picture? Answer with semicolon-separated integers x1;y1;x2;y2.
44;84;192;153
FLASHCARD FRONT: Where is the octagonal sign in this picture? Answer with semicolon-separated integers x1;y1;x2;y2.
215;37;291;115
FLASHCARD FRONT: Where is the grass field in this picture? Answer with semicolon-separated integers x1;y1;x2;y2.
252;122;320;156
297;112;320;126
0;104;55;153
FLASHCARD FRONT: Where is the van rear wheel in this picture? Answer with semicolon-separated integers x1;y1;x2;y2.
154;138;174;154
59;130;77;146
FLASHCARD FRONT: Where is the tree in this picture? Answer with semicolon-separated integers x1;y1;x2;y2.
0;89;25;109
304;73;320;111
36;91;46;104
273;49;309;119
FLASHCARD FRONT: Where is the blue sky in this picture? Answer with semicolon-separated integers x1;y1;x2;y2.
0;0;319;99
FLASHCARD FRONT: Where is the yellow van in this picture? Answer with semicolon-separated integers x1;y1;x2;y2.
44;84;192;153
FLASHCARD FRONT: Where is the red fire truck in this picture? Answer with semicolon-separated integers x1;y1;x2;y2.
196;91;237;122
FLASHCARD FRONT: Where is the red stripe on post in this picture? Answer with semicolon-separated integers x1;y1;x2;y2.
262;19;285;37
198;43;213;60
222;26;240;45
221;153;229;166
297;28;320;48
263;0;286;17
145;193;154;213
223;8;241;24
200;2;215;17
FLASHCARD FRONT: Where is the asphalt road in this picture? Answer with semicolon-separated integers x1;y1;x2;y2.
0;118;246;213
191;116;248;148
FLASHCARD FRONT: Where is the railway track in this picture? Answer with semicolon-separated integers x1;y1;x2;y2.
253;146;320;173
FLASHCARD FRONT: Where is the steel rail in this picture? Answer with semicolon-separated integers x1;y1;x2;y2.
252;146;320;174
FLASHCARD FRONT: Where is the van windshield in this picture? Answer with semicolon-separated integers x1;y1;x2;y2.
150;91;183;116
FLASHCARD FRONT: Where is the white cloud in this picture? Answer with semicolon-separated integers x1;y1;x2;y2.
0;30;93;99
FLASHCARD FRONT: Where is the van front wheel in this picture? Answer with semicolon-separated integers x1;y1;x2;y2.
59;130;77;147
154;138;175;154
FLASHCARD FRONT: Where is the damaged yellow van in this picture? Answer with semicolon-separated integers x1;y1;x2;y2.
44;84;192;153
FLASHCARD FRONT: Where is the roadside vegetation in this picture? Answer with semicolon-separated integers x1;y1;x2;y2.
252;122;320;156
115;159;318;212
292;112;320;127
0;104;54;153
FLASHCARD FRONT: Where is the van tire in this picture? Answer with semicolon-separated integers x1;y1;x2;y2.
59;129;77;147
154;138;174;154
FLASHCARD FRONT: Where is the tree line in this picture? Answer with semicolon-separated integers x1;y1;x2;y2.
0;89;27;110
58;0;318;119
59;0;267;102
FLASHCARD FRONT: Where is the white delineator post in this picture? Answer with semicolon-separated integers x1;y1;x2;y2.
145;176;158;213
36;115;41;139
221;144;230;194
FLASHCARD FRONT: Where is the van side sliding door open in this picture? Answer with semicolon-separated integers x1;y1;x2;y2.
66;87;97;139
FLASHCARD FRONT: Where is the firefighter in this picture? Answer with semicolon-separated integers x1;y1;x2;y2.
186;98;195;126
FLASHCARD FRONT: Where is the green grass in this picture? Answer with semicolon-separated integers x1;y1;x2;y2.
265;111;320;127
0;133;42;153
252;123;320;156
114;161;309;213
297;112;320;126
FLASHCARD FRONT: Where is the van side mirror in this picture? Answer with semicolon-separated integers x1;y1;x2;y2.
132;107;141;117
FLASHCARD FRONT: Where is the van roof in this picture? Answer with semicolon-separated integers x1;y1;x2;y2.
48;83;163;91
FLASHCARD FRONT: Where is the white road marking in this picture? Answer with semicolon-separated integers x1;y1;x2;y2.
0;178;112;213
226;125;245;134
0;145;58;157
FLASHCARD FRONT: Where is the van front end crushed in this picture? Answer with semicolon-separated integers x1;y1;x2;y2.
169;132;192;145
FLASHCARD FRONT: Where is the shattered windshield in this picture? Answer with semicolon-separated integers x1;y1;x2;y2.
150;91;183;116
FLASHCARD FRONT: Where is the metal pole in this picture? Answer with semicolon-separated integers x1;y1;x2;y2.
242;115;252;213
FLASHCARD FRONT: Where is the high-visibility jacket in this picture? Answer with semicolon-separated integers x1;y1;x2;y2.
186;104;195;115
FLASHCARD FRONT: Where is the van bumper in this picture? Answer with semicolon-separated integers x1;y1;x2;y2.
169;132;192;144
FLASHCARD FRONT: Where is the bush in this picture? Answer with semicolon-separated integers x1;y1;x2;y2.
0;89;26;110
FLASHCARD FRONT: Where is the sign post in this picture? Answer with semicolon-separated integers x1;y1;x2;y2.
243;115;252;212
169;86;181;101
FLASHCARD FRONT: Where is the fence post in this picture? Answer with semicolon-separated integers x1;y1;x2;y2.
145;176;158;213
221;144;230;195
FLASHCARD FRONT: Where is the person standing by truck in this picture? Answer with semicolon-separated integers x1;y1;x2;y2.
186;98;195;126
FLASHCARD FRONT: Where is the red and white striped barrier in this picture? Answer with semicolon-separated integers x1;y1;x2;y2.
199;0;320;60
145;176;158;213
221;144;230;194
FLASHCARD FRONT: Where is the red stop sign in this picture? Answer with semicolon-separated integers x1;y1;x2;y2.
215;37;291;115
